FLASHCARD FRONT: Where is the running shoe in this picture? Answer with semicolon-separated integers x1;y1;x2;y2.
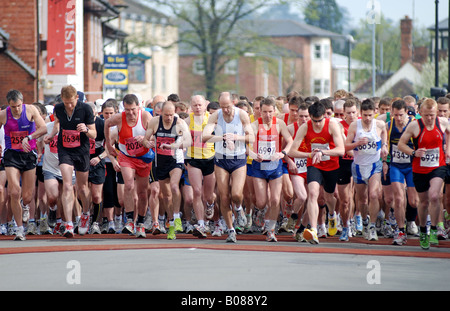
318;225;327;238
430;228;439;246
295;229;306;242
26;222;37;235
406;221;419;236
122;219;135;235
152;221;161;235
266;230;277;242
63;224;74;238
107;221;116;234
339;227;349;242
303;228;319;244
53;222;62;235
419;231;430;250
212;223;222;237
235;208;247;227
327;214;338;236
382;222;394;238
185;223;194;234
193;224;207;238
90;222;101;234
174;218;183;233
226;230;237;243
14;227;26;241
39;218;52;235
286;216;296;232
437;226;448;240
167;225;176;240
0;224;6;235
368;226;378;241
78;213;90;235
392;231;407;246
136;224;146;238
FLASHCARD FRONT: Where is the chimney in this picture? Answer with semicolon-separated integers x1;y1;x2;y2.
400;16;413;66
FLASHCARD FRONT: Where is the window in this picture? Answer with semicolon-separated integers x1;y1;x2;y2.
313;79;331;95
193;59;205;75
313;43;330;60
313;79;322;94
314;44;321;59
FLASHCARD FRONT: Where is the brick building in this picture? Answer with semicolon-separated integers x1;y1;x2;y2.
0;0;129;106
0;1;40;106
178;19;341;101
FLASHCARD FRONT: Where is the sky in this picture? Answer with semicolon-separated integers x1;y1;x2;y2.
337;0;449;29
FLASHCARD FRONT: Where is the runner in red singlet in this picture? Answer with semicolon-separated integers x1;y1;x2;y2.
398;98;450;249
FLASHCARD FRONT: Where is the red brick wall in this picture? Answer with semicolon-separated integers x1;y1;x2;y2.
0;1;38;105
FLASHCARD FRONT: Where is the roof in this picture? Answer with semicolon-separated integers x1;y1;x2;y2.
237;19;343;38
178;18;341;56
428;18;449;31
121;0;172;24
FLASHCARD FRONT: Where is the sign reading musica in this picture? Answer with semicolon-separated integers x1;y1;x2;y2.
47;0;76;75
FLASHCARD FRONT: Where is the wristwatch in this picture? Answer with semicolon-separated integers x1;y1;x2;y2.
98;154;104;160
281;150;287;156
411;150;415;157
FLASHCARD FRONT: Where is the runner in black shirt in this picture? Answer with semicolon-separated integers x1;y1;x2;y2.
44;85;96;238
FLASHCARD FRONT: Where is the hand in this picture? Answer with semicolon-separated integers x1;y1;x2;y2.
76;123;88;133
160;143;172;150
223;133;236;141
90;156;101;167
43;135;52;144
358;137;369;146
415;148;426;158
134;135;145;145
22;137;31;153
311;149;322;165
225;139;235;151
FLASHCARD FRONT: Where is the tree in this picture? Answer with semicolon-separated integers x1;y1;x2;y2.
145;0;282;99
303;0;346;34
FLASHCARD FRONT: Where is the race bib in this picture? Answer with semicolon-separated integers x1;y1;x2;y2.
125;137;145;156
357;140;378;155
258;140;276;161
156;136;175;156
311;143;330;161
420;148;440;168
49;136;58;153
191;130;206;148
62;130;81;148
89;138;96;155
10;131;28;150
294;158;307;174
391;145;410;164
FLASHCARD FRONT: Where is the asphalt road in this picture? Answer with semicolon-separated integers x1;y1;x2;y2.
0;232;449;294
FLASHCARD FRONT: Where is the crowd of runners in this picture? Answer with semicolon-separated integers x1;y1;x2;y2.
2;85;450;250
